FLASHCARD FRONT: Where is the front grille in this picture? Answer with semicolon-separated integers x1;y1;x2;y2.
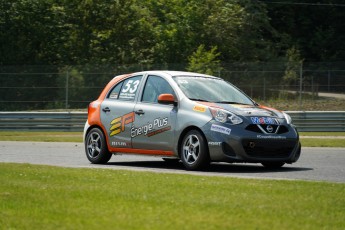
242;139;295;158
245;124;289;134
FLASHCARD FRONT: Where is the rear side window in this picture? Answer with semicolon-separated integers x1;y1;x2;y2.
108;75;142;101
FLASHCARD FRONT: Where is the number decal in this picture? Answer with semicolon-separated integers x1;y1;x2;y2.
129;80;140;93
122;80;133;93
122;80;140;94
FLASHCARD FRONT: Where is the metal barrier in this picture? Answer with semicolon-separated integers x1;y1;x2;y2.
0;112;86;131
287;111;345;132
0;111;344;132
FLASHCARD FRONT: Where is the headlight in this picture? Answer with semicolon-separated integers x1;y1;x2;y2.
209;108;243;125
283;112;292;124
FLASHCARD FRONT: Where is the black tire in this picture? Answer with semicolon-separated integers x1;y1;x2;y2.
85;128;112;164
162;157;180;163
180;130;210;170
261;162;285;169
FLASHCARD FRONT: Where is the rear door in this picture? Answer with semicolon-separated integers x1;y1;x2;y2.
100;75;143;150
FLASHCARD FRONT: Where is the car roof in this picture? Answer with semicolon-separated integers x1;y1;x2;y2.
114;70;217;79
148;70;210;77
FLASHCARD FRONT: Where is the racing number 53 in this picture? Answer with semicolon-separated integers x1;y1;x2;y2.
122;80;140;94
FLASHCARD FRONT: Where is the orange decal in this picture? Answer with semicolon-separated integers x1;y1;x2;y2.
110;112;135;136
193;105;207;113
109;147;174;156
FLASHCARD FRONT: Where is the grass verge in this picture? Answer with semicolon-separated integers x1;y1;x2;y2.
2;131;345;147
0;131;83;142
1;163;344;230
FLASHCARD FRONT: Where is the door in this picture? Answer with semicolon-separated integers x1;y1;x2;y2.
131;75;177;151
100;75;143;150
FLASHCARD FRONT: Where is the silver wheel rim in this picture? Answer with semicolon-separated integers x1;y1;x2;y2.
87;132;102;159
182;134;200;164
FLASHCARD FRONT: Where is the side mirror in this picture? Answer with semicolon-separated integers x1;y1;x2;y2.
158;94;176;105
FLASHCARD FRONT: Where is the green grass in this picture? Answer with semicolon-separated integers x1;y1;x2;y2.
2;131;345;147
300;138;345;147
1;131;345;147
0;163;344;230
299;132;345;136
0;131;83;142
299;132;345;147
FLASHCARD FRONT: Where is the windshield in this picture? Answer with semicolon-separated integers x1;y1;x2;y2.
173;76;254;105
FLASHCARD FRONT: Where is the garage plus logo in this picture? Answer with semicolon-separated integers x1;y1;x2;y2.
110;112;135;136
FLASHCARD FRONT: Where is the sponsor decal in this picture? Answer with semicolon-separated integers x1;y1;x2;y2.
147;126;171;137
211;124;231;135
251;117;278;125
109;112;170;138
257;135;286;139
193;105;207;113
109;92;119;99
131;117;169;138
110;112;135;136
111;141;129;147
208;142;222;146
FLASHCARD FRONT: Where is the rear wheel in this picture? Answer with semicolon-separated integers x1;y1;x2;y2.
261;162;285;169
180;130;209;170
85;128;112;164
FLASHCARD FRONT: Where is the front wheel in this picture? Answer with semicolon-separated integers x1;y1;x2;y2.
85;128;112;164
180;130;210;170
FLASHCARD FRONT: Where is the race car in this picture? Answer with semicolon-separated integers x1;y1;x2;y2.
84;71;301;170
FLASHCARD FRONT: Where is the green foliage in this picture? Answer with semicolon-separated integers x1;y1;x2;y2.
1;0;345;110
1;0;344;66
283;47;303;85
0;0;282;66
265;0;345;62
187;45;222;75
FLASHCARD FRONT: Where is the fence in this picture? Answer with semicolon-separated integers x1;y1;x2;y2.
0;111;344;132
0;63;344;111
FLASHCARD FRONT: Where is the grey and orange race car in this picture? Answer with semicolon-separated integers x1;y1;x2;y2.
84;71;301;170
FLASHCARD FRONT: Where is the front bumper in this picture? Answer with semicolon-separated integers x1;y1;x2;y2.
203;121;301;164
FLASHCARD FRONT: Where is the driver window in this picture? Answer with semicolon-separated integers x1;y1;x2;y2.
142;76;175;103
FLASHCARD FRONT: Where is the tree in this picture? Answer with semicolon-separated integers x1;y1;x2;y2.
283;46;303;86
187;45;222;75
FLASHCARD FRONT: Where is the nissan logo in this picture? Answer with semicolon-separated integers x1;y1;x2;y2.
266;125;274;133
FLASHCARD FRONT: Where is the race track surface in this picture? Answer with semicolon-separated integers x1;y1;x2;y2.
1;141;344;183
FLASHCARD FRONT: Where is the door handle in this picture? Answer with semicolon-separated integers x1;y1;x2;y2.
135;109;145;115
102;107;111;113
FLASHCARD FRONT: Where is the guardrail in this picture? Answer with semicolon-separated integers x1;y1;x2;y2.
287;111;345;132
0;111;344;132
0;112;86;132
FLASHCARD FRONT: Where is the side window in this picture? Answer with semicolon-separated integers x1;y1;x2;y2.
108;82;123;99
108;76;142;101
142;75;175;103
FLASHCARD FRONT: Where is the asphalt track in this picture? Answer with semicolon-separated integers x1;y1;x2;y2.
1;141;344;183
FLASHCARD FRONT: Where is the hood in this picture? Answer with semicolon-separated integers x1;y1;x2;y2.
223;104;284;118
198;102;284;118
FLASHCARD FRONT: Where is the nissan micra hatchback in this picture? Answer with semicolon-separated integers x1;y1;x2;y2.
84;71;301;170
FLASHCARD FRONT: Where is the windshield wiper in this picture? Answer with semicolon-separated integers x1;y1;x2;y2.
189;98;211;102
213;101;251;105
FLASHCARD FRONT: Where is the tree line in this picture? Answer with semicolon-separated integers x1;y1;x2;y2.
1;0;344;110
1;0;344;67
